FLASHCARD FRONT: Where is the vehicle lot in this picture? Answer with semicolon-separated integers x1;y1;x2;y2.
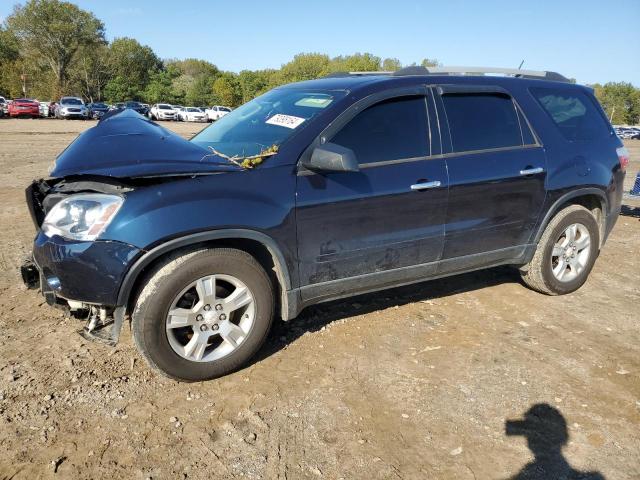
0;119;638;479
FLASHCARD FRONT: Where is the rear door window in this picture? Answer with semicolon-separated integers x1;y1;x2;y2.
441;93;523;153
330;96;429;164
531;88;611;141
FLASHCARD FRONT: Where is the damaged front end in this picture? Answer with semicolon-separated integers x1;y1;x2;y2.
21;109;238;346
22;176;138;346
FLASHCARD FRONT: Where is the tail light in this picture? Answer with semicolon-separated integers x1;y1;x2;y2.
617;146;629;170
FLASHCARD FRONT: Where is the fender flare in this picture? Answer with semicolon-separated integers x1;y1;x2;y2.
116;229;293;314
533;187;608;244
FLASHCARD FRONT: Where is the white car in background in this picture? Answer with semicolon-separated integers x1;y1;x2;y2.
205;105;231;122
150;103;177;121
178;107;207;122
39;101;51;118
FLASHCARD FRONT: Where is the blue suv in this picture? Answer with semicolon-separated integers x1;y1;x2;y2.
22;66;627;381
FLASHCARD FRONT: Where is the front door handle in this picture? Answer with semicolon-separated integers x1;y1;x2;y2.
410;180;441;191
519;167;544;176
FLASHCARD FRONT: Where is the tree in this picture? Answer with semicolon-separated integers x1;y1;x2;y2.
420;58;441;68
212;74;240;107
237;69;274;103
144;68;179;104
0;26;20;96
166;58;219;105
105;37;161;101
277;53;330;84
382;57;402;71
328;53;382;73
7;0;105;97
70;44;110;102
593;82;640;125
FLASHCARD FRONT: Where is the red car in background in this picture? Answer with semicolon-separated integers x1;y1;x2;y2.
8;98;40;118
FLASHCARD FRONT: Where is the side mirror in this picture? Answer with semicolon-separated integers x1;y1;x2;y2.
302;143;359;173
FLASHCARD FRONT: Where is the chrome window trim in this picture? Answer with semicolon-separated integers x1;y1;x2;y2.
298;143;543;176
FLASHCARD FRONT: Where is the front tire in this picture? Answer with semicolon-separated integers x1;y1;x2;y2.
520;205;600;295
132;248;274;381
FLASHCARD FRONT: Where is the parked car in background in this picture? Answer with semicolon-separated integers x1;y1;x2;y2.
48;102;58;117
616;127;640;139
178;107;207;122
20;66;627;381
0;96;8;115
88;102;110;120
124;101;149;116
205;105;232;121
8;98;40;118
55;97;87;119
112;102;125;110
171;105;184;117
38;101;51;118
150;103;177;121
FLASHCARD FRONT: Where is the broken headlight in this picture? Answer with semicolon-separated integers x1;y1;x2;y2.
42;193;123;241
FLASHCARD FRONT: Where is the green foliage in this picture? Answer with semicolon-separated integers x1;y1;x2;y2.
144;69;179;104
593;82;640;125
7;0;105;97
328;53;382;73
212;74;240;107
104;37;161;101
278;53;331;84
237;69;274;103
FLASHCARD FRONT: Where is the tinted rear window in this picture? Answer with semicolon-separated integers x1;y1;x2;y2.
442;94;522;152
531;88;611;141
331;96;429;164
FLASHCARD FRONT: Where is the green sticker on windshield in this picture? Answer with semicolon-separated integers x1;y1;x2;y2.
294;97;333;108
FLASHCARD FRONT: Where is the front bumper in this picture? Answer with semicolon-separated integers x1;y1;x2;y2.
30;231;141;306
22;232;141;345
59;111;86;118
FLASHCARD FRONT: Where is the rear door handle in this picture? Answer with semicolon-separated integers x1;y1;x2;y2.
519;167;544;176
410;180;441;191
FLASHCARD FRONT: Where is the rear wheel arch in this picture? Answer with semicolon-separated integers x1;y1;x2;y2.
534;189;607;248
119;230;292;320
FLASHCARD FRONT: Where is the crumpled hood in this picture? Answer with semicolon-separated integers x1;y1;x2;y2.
50;109;238;178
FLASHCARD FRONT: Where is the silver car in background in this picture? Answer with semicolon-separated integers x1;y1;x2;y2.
55;96;88;119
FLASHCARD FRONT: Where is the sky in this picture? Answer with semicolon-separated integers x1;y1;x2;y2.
1;0;639;86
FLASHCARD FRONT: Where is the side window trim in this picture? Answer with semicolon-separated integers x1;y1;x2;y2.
514;101;543;147
297;86;431;174
436;84;543;156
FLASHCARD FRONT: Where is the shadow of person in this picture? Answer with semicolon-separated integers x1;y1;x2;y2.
506;404;605;480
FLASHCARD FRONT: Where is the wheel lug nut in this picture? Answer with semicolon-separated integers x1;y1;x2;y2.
219;313;227;321
199;324;208;331
196;314;203;321
203;304;211;311
212;324;219;331
215;304;223;311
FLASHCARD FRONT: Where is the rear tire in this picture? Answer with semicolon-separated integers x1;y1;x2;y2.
520;205;600;295
132;248;274;381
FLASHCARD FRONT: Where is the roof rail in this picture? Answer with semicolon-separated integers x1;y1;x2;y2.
392;66;570;82
323;71;392;78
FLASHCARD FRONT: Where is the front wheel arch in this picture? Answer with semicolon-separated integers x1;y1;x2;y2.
118;230;293;320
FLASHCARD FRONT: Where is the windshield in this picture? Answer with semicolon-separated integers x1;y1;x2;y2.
93;103;107;108
61;98;83;105
187;107;200;112
125;102;141;108
191;88;346;157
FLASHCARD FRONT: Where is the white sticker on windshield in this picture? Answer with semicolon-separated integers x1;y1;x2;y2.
266;114;306;129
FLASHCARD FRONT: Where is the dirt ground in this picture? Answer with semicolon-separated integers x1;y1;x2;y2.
0;118;638;480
